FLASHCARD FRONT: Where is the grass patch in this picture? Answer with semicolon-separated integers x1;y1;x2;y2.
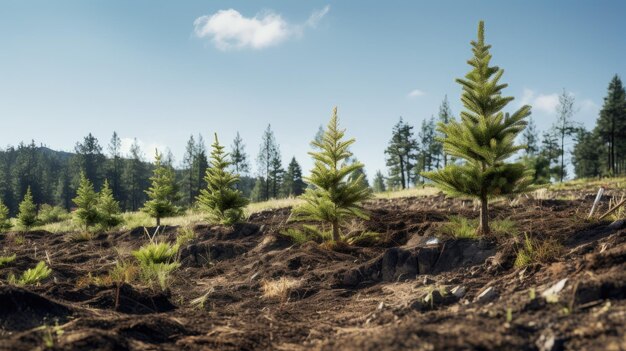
374;186;440;199
131;228;181;290
261;277;301;300
0;254;16;267
175;226;197;248
9;261;52;285
438;216;520;239
514;233;564;268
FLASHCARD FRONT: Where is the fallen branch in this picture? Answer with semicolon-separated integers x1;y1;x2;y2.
598;197;626;220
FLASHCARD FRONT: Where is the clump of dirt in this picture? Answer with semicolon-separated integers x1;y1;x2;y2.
0;186;625;350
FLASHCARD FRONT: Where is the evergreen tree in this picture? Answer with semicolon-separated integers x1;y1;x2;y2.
197;134;249;225
74;133;104;189
416;117;438;182
250;177;265;202
540;130;561;181
142;150;179;226
55;166;73;210
182;135;196;206
194;135;209;198
256;125;280;201
372;170;386;193
422;21;531;235
124;139;148;211
281;157;306;197
522;117;539;155
438;96;456;166
231;132;250;175
572;128;603;178
292;107;372;242
0;200;11;232
98;179;122;229
269;151;284;199
17;186;38;229
107;132;124;202
551;90;580;182
348;157;370;189
596;75;626;175
73;173;99;231
385;117;418;189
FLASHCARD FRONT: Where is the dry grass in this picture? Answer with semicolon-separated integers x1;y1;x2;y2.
374;186;440;199
261;277;301;300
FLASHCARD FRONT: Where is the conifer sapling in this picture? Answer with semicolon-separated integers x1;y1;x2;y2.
422;21;532;235
17;186;38;229
292;107;372;242
0;200;12;232
98;179;122;229
197;133;249;225
142;150;179;226
73;173;100;231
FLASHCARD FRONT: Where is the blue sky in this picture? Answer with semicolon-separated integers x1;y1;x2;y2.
1;0;624;179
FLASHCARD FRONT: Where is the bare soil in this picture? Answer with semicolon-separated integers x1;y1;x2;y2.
1;187;625;350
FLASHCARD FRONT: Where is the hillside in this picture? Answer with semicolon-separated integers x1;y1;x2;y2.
0;183;625;350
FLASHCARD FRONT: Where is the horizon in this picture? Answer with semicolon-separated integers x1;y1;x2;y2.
1;1;625;179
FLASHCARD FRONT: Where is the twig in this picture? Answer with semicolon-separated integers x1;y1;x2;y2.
598;197;626;220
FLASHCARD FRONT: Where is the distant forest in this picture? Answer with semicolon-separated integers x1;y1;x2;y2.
1;75;625;215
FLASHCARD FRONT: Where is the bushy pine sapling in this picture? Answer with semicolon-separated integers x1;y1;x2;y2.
292;107;372;242
0;200;11;232
142;150;179;226
98;179;122;229
422;21;532;235
197;134;249;225
73;173;100;231
17;186;38;230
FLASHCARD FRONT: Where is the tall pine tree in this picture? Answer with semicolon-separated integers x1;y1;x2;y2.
438;96;456;166
231;132;250;175
422;21;531;235
281;157;306;197
551;90;579;182
597;75;626;175
385;117;418;189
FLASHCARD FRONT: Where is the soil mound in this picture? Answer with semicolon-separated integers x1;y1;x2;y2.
0;286;72;331
86;284;176;314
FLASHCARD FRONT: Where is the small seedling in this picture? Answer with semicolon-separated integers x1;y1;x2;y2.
0;254;16;267
506;307;513;322
9;261;52;286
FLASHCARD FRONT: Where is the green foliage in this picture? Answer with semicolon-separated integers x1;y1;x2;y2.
132;242;179;265
345;231;381;246
514;233;563;268
139;262;180;291
423;21;531;235
385;117;418;189
17;186;38;229
292;107;372;242
175;226;197;248
596;75;626;176
73;173;100;231
142;150;179;226
197;134;249;225
572;128;603;178
9;261;52;285
439;215;518;239
37;204;70;225
372;170;386;193
97;179;122;229
281;157;306;197
0;254;16;267
0;200;12;232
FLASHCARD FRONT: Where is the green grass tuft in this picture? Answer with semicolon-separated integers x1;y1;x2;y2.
0;254;16;267
9;261;52;285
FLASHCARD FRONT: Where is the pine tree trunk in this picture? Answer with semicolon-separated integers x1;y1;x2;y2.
332;221;340;241
478;196;490;235
156;217;161;227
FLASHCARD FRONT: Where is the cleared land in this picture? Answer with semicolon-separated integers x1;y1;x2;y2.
0;179;625;350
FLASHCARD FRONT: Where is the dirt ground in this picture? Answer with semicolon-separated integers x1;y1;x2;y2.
0;186;625;350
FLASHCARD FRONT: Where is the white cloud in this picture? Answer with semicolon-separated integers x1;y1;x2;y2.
407;89;425;98
120;138;167;160
519;89;559;114
193;6;329;51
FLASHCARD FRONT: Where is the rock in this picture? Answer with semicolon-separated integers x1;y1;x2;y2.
417;246;440;274
474;286;497;303
541;278;568;298
608;219;626;230
381;248;418;281
450;285;467;299
536;329;563;351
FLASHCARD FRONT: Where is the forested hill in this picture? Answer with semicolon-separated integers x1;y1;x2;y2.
0;140;254;216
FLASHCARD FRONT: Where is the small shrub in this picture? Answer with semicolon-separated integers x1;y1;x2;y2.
261;277;300;300
175;226;196;248
0;254;16;267
69;231;95;242
514;233;563;268
133;242;179;265
37;205;70;225
9;261;52;285
139;262;180;291
17;187;38;229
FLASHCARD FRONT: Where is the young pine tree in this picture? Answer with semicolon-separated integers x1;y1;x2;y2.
73;173;100;231
0;200;12;232
422;21;532;235
98;179;122;229
142;150;179;226
197;134;249;225
372;170;387;193
18;186;38;229
292;107;372;242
